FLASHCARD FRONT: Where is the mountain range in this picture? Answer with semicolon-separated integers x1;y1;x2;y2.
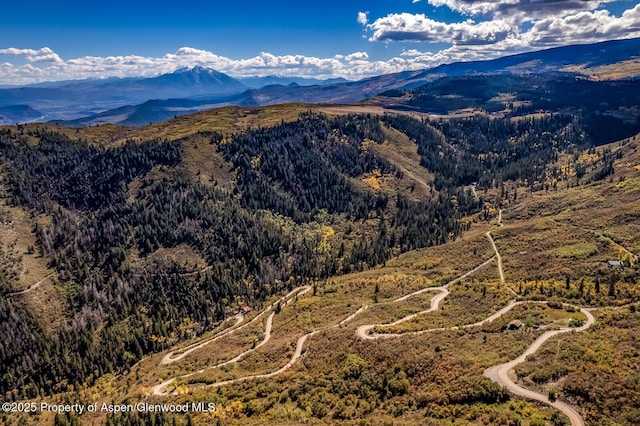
237;75;348;88
1;37;640;126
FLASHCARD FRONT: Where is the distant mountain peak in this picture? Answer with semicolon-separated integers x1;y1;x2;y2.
174;65;220;75
151;66;245;93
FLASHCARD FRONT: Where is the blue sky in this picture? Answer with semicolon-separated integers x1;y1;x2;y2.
1;0;639;84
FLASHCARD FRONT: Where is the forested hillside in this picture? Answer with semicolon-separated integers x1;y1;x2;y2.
0;113;465;399
381;74;640;147
0;108;609;414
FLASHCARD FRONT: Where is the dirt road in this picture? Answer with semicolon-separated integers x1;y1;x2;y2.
160;286;309;365
356;253;497;340
152;208;592;426
153;286;310;394
6;273;53;297
484;308;595;426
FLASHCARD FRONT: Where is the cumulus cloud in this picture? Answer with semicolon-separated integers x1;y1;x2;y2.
0;47;63;63
425;0;516;16
345;51;369;61
424;0;612;21
368;13;515;44
400;49;424;57
525;5;640;46
357;11;369;26
0;46;415;85
365;1;640;63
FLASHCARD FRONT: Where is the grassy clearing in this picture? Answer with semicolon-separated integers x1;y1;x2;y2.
179;133;237;192
127;104;305;143
494;220;617;282
368;125;434;199
138;244;209;273
551;242;599;259
499;304;587;329
577;58;640;80
0;168;63;330
0;206;50;290
386;231;495;282
507;136;640;255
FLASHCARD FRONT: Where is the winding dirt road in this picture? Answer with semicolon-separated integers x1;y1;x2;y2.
200;304;370;390
153;286;310;395
356;254;497;340
151;207;593;425
159;314;245;365
354;209;591;426
486;228;518;297
488;209;591;426
154;232;504;393
487;232;505;287
160;286;309;366
484;308;595;426
154;298;369;395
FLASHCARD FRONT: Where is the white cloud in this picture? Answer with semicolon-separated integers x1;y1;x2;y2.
424;0;613;22
525;5;640;46
400;49;423;57
357;11;369;26
425;0;514;16
345;51;369;61
0;46;413;85
0;47;63;63
368;13;516;44
364;2;640;64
